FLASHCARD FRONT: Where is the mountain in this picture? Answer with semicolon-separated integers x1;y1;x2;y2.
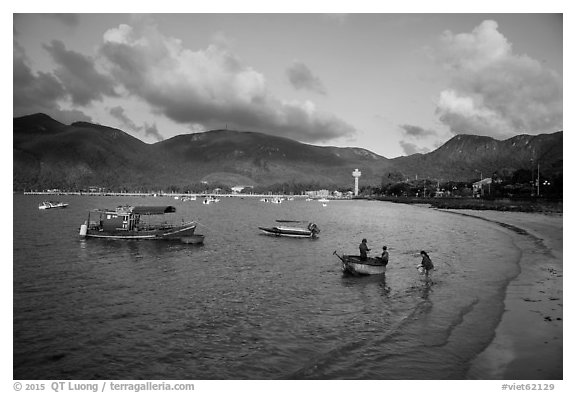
14;114;161;190
391;132;563;181
153;130;391;187
13;114;391;190
13;113;563;191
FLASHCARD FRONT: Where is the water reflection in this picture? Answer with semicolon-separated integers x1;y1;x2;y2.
340;273;391;299
419;280;433;300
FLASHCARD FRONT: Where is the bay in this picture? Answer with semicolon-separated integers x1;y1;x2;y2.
13;194;521;379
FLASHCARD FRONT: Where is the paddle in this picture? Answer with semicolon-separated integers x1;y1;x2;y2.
333;250;345;262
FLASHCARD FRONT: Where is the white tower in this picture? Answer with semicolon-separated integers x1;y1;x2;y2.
352;169;361;196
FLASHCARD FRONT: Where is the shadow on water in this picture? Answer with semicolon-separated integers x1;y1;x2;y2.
340;273;392;297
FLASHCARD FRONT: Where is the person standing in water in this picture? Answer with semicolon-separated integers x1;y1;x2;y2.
359;239;370;261
419;251;434;276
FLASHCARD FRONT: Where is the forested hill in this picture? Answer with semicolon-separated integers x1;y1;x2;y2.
13;113;562;191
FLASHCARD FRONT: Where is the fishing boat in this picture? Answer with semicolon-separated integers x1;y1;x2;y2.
258;222;320;238
79;205;196;240
260;197;283;204
202;196;220;204
38;201;69;210
333;251;387;275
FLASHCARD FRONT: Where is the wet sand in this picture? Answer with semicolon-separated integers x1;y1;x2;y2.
439;209;563;380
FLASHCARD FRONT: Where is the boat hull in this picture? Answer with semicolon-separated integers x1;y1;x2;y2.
258;226;316;239
39;202;68;210
340;255;387;275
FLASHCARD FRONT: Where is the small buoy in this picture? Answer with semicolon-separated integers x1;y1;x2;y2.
79;223;87;237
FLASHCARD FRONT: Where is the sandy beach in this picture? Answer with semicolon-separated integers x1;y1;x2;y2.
438;209;563;380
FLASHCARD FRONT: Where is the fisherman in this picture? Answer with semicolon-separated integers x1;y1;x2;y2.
379;246;389;265
359;238;370;261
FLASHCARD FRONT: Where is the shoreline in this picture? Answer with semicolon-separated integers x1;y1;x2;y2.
370;196;562;213
438;209;563;379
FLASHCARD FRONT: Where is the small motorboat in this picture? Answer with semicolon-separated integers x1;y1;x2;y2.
203;197;220;204
333;251;387;275
38;201;69;210
258;222;320;239
260;197;283;204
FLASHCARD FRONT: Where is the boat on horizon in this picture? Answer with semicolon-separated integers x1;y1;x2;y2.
203;196;220;204
38;201;69;210
258;222;320;239
260;197;283;204
333;251;387;275
79;205;197;240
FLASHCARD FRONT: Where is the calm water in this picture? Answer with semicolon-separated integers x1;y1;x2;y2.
13;194;522;379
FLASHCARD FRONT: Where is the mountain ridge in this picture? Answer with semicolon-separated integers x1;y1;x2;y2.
13;113;562;191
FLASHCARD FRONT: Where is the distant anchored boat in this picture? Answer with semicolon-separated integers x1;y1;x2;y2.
333;251;387;275
202;196;220;204
38;201;69;210
260;197;283;204
79;205;197;240
258;222;320;239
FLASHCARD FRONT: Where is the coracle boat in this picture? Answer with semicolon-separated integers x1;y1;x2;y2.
258;222;320;239
79;205;197;240
38;201;69;210
333;251;387;275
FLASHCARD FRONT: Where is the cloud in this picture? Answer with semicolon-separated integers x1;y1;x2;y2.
399;124;437;139
13;42;91;123
109;106;139;130
99;23;353;143
109;106;164;141
42;14;80;27
43;40;117;106
435;20;562;138
399;141;430;156
322;14;349;24
143;123;163;141
286;61;327;94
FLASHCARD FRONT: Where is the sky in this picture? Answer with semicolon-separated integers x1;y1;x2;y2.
11;8;563;158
